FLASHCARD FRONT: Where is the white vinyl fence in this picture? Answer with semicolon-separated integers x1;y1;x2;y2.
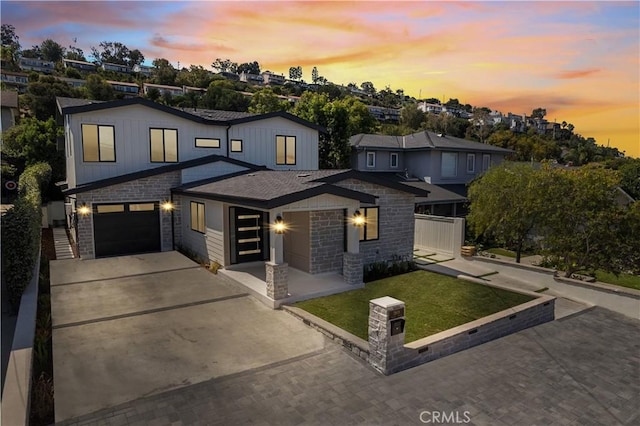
414;214;465;257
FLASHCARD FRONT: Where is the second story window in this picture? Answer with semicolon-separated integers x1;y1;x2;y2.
230;139;243;152
195;138;220;148
150;128;178;163
366;152;376;168
276;135;296;165
482;154;491;171
441;152;458;178
466;154;476;173
82;124;115;162
390;153;399;168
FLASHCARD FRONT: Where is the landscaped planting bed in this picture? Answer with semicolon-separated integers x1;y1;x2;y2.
294;270;534;343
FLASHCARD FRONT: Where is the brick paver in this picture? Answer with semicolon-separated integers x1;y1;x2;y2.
56;307;639;425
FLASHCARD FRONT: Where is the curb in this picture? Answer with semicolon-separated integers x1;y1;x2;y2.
553;276;640;300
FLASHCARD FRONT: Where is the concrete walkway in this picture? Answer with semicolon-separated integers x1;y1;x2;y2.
56;307;640;426
51;252;326;422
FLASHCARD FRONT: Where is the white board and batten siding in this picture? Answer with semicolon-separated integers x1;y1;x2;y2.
229;117;319;170
180;197;227;266
414;214;465;257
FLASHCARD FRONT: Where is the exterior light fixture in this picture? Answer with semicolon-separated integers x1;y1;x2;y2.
352;210;365;227
161;200;174;212
274;215;286;234
77;204;91;216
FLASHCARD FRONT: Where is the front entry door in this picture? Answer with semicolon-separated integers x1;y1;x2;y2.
230;207;269;264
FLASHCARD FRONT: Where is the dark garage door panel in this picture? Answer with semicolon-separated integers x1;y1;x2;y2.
94;204;161;257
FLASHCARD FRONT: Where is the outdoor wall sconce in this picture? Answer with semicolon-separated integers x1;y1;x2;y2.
77;204;91;216
352;210;365;227
274;215;286;234
161;200;174;212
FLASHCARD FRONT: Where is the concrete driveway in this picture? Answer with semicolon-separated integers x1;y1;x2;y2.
51;252;325;423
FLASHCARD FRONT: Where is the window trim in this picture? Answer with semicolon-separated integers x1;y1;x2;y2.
81;124;116;163
390;152;399;169
230;139;243;153
190;201;206;234
149;128;178;163
466;153;476;174
359;206;379;242
366;152;376;168
275;135;296;165
195;137;221;148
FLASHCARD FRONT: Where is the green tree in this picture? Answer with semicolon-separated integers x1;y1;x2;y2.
1;117;65;185
248;88;289;113
289;66;302;80
211;58;238;73
23;75;79;120
202;80;249;111
151;58;177;85
176;65;213;88
400;103;425;130
83;74;115;101
65;45;86;61
1;23;21;70
360;81;376;95
531;107;547;120
40;39;65;62
237;61;260;75
468;162;546;263
466;107;493;144
541;165;626;277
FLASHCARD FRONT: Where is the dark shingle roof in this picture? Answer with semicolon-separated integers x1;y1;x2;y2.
351;130;513;154
373;172;467;204
180;108;258;121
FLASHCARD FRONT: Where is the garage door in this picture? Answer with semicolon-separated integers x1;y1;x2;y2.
93;202;161;257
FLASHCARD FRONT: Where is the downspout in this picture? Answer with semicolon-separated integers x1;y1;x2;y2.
226;124;231;158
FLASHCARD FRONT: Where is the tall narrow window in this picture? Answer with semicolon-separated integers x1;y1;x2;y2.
441;152;458;178
390;153;399;168
366;152;376;168
82;124;115;162
230;139;243;152
482;154;491;171
150;128;178;162
190;201;205;233
359;207;379;241
276;135;296;165
466;153;476;173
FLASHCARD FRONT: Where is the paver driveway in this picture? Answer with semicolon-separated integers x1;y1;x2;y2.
50;252;325;423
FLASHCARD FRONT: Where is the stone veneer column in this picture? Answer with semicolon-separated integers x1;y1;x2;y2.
265;261;289;300
342;252;363;285
368;296;406;375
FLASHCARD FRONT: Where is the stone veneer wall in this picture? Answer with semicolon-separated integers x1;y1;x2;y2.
75;171;181;259
309;209;344;274
335;179;416;265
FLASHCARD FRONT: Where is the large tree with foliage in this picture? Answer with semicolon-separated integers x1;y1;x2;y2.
176;65;213;88
202;80;249;111
293;92;375;168
83;74;115;101
468;162;548;263
248;88;289;113
211;58;238;73
1;23;21;70
151;58;177;85
237;61;260;75
400;103;425;130
39;39;66;62
23;75;79;120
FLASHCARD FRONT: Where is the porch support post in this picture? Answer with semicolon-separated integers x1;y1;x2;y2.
266;210;288;300
343;207;363;285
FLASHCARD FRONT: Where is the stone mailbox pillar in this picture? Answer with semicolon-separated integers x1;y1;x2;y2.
368;296;406;375
265;262;288;300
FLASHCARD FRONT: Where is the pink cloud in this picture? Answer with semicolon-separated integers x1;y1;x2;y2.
554;69;601;79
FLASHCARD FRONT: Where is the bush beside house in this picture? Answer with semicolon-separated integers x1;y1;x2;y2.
2;162;51;309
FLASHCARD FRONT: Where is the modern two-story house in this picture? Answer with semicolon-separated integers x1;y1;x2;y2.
57;97;426;304
350;130;514;215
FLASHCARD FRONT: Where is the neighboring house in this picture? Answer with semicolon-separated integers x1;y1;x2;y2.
106;80;140;96
58;77;87;88
132;64;153;77
366;105;400;123
239;72;264;85
417;102;443;114
19;57;55;73
102;62;131;74
262;71;286;85
1;71;29;92
63;59;97;72
143;83;183;97
57;97;426;298
350;130;514;198
1;91;19;134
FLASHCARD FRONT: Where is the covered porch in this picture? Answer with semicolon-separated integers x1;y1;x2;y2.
219;262;364;308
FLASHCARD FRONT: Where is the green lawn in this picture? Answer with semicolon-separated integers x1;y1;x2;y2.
294;270;534;343
595;271;640;291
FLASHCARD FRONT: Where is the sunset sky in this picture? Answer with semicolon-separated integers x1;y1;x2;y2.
3;1;639;157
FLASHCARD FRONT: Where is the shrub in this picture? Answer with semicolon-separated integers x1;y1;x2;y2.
364;258;417;282
1;163;51;309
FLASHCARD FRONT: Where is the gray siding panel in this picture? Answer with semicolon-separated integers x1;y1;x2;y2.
179;197;226;266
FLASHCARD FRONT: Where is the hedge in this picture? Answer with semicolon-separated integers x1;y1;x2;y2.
2;162;51;309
